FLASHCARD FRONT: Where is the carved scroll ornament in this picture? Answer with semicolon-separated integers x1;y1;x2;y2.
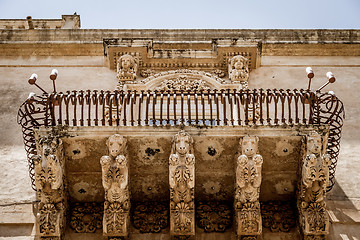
100;134;130;237
169;130;195;237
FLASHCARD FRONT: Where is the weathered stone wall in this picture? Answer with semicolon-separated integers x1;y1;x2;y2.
0;29;359;239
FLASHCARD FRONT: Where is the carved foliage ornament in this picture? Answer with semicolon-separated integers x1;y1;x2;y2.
100;134;130;236
157;75;210;91
169;130;195;236
196;201;232;233
70;202;103;233
261;201;296;232
132;202;168;233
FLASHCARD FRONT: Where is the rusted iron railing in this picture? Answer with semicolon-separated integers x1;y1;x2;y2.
17;89;344;191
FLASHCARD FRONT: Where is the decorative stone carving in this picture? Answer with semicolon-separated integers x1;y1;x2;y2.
32;135;66;239
196;201;232;232
212;69;226;78
169;130;195;237
235;135;263;238
298;132;331;239
157;75;210;91
229;55;250;83
116;54;137;82
140;69;156;78
100;134;130;238
261;201;296;232
70;202;103;233
132;202;168;233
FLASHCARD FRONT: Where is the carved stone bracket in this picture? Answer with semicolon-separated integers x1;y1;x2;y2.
169;130;195;237
32;135;66;239
234;135;263;239
298;132;331;239
101;134;130;238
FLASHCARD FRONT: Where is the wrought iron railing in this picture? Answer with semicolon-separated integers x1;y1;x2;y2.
17;89;344;191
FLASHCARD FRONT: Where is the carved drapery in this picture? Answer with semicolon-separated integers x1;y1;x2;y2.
298;132;331;240
235;135;263;238
100;134;130;238
32;135;66;239
169;130;195;237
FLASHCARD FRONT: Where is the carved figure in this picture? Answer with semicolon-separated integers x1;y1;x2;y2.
169;130;195;237
228;55;250;83
116;54;137;81
298;132;331;239
32;135;65;238
235;135;263;238
100;134;130;237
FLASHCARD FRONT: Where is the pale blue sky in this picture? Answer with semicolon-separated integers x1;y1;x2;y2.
0;0;359;29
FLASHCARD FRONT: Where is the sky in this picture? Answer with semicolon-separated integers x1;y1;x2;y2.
0;0;359;29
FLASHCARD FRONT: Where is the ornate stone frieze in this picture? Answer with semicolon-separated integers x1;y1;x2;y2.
116;54;138;82
32;135;66;239
157;75;210;91
70;202;103;233
169;130;195;237
261;201;296;232
100;134;130;237
132;202;168;233
235;135;263;238
228;55;250;83
298;132;331;239
196;201;232;233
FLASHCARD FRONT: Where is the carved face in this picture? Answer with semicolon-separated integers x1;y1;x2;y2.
234;60;244;70
307;134;322;154
241;136;259;157
107;134;127;158
120;55;134;70
173;131;193;156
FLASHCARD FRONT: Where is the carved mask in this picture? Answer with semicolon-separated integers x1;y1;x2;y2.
107;134;126;158
174;135;191;156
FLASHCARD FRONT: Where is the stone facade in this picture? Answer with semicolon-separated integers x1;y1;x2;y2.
0;15;359;240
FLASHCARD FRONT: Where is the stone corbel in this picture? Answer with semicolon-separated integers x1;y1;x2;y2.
234;135;263;239
100;134;130;238
298;131;331;240
32;135;66;239
169;130;195;237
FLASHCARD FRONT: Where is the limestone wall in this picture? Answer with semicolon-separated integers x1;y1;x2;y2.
0;29;359;239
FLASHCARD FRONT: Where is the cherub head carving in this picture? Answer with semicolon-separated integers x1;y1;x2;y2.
171;130;194;156
240;135;259;157
228;55;249;82
306;132;322;155
106;134;127;158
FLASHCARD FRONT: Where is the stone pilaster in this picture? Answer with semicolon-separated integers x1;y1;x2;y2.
32;135;66;239
298;132;331;240
101;134;130;239
169;130;195;238
234;135;263;239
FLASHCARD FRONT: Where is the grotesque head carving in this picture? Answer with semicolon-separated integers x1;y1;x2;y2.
118;54;135;71
307;132;322;155
240;135;259;157
228;55;249;82
171;130;193;156
107;134;127;158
